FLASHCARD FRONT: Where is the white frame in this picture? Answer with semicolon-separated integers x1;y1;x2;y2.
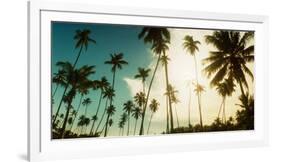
28;1;269;162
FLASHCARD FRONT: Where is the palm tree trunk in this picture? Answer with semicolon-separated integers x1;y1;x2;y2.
238;80;246;97
193;55;203;129
174;105;180;128
166;96;170;133
95;99;108;134
61;92;75;138
188;86;192;127
104;114;110;137
52;84;69;127
69;95;84;132
127;112;131;136
134;119;138;135
52;84;59;98
89;91;103;135
84;105;88;116
139;54;161;135
217;97;225;120
53;45;83;127
223;98;226;124
147;114;154;134
163;53;174;132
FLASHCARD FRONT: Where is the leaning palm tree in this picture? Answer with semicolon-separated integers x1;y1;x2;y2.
53;30;96;127
82;97;92;116
107;118;114;135
52;70;66;98
132;106;142;135
90;76;110;135
123;100;134;135
104;105;116;137
134;92;146;109
138;27;170;135
60;65;95;138
204;31;254;97
183;35;203;128
134;67;151;94
77;115;86;135
216;78;235;124
147;99;159;134
94;87;115;135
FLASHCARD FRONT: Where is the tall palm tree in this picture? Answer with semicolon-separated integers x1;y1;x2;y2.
104;105;116;137
104;52;128;92
52;61;74;127
138;27;170;135
94;87;115;135
90;76;110;135
60;65;95;138
183;35;203;128
73;29;96;67
77;115;86;135
132;106;142;135
134;67;151;94
161;54;174;132
216;79;235;123
82;97;92;116
123;100;134;136
53;30;96;127
204;31;254;97
147;99;159;134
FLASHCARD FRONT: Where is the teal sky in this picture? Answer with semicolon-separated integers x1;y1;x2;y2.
51;21;158;136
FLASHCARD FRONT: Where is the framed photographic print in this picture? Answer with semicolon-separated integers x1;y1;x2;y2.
28;1;269;161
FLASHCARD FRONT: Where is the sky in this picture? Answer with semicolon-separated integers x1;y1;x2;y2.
51;21;254;137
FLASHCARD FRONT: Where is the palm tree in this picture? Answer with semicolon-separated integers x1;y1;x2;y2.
236;93;254;129
94;87;115;135
73;29;96;67
82;97;92;116
104;52;128;92
161;54;174;132
134;67;151;94
89;115;98;135
134;92;146;108
204;31;254;97
132;106;142;135
104;105;116;137
60;65;95;138
77;115;86;135
170;85;180;128
119;113;128;136
53;29;96;127
183;35;203;128
52;61;74;127
118;119;125;136
90;76;110;135
107;119;114;135
52;70;66;98
147;99;159;134
216;79;235;124
123;100;134;136
138;27;170;135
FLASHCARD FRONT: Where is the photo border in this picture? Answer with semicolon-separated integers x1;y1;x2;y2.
28;1;269;161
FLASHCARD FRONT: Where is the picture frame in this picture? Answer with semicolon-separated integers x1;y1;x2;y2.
28;1;269;161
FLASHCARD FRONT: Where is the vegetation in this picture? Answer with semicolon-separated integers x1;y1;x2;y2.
52;25;255;139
